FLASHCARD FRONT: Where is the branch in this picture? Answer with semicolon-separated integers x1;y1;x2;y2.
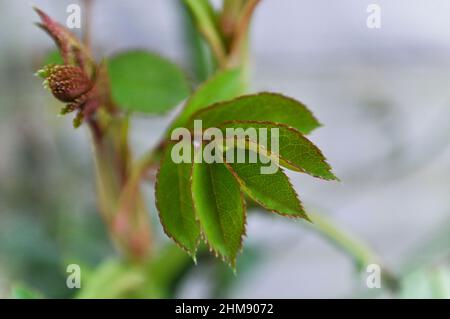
182;0;227;68
307;211;399;291
82;0;93;51
228;0;261;67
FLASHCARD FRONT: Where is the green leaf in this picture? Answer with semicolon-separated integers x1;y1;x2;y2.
155;144;200;256
400;266;450;299
190;92;321;135
224;151;308;219
10;284;43;299
43;49;63;65
76;259;149;299
220;121;337;180
169;68;244;133
191;161;245;267
148;243;195;297
108;50;190;114
212;244;262;297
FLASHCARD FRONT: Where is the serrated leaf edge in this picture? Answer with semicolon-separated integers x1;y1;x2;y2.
190;161;247;269
154;145;201;260
167;67;243;132
223;161;311;222
219;120;338;181
187;92;322;134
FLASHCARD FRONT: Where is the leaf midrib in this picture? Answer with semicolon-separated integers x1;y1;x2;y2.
177;164;194;245
208;164;228;251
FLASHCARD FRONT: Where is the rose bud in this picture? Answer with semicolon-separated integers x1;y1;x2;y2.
37;64;93;102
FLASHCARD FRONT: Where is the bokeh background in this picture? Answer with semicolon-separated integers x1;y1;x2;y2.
1;0;450;298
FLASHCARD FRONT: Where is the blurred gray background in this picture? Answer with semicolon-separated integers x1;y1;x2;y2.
1;0;450;298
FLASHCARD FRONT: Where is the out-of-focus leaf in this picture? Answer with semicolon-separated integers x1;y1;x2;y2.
191;161;245;267
43;50;63;65
155;144;200;257
147;243;194;297
10;284;43;299
77;246;194;299
108;50;190;113
76;259;149;299
189;93;321;135
220;121;337;180
225;151;308;219
212;244;262;297
400;266;450;299
169;68;244;132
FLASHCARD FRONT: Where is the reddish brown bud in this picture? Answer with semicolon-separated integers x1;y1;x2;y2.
40;65;93;102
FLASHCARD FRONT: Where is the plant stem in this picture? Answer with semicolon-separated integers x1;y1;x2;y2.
82;0;93;52
180;2;215;83
307;211;399;292
183;0;228;68
227;0;260;68
91;115;153;261
79;0;153;261
220;0;245;44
